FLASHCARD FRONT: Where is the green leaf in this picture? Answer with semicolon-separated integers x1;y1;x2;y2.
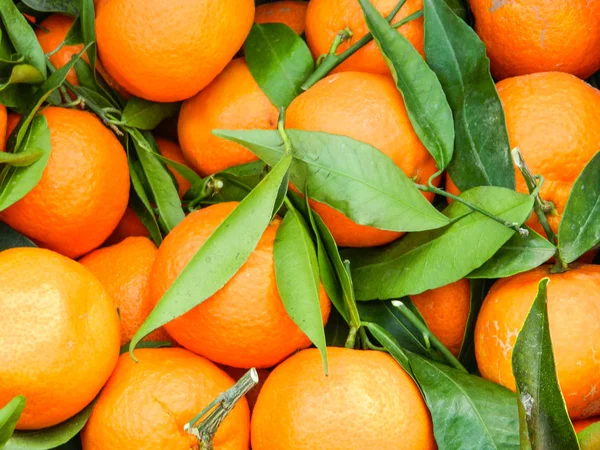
0;64;45;90
80;0;95;69
0;85;32;112
154;152;202;187
458;279;490;370
324;307;349;347
0;396;26;447
0;1;46;78
558;151;600;264
409;353;520;450
0;222;36;251
0;148;43;166
208;160;266;203
0;115;51;212
358;0;454;171
363;322;413;374
469;227;555;279
121;97;179;130
73;60;120;109
119;339;171;355
579;422;600;450
442;0;468;20
512;278;579;450
128;157;163;246
63;17;83;46
424;0;514;191
345;186;534;300
130;131;185;233
129;153;292;355
244;23;314;108
6;401;94;450
274;207;328;371
214;129;450;233
20;0;79;15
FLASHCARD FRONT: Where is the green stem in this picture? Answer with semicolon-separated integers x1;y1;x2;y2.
417;183;527;235
343;260;362;349
392;300;468;373
185;368;259;450
302;5;421;90
359;327;385;351
277;107;292;155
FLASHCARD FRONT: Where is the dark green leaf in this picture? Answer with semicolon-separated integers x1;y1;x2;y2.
73;60;119;109
0;148;43;166
469;227;555;279
458;279;490;371
442;0;468;20
6;401;93;450
512;278;579;450
129;153;292;354
363;322;412;374
209;160;266;203
0;1;46;77
0;64;44;90
20;0;79;15
324;307;349;347
558;151;600;264
424;0;514;191
121;97;179;130
214;129;450;233
130;130;185;233
0;115;51;212
128;188;161;246
274;207;327;371
579;422;600;450
245;23;314;108
0;222;36;251
345;186;534;300
0;85;32;112
409;353;520;450
119;339;171;355
0;396;26;447
358;0;454;171
80;0;95;69
63;17;82;46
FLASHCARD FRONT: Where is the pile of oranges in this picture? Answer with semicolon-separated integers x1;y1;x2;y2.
0;0;599;449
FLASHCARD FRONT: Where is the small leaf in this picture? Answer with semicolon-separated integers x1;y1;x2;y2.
0;64;45;90
274;207;328;371
558;151;600;264
245;23;314;108
80;0;96;69
324;308;349;347
20;0;79;15
579;422;600;450
6;401;94;450
424;0;515;191
0;222;36;251
121;97;179;130
0;1;46;77
457;279;490;370
73;60;120;109
0;396;26;447
358;0;454;170
469;227;556;279
209;160;266;203
0;115;51;212
0;148;43;166
215;129;450;233
345;186;534;300
409;353;520;450
512;278;579;450
129;153;292;354
130;131;185;233
128;158;163;246
363;322;413;375
63;17;83;46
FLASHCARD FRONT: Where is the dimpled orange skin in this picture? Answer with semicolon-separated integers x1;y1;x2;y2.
255;1;309;35
148;202;331;369
155;137;192;197
475;265;600;419
251;347;436;450
178;58;278;176
305;0;424;75
95;0;254;102
411;279;471;357
447;72;600;236
286;71;439;247
105;207;149;245
81;348;250;450
79;237;170;345
470;0;600;81
0;107;130;258
0;248;120;430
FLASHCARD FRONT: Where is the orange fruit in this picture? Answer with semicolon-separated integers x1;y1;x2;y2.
475;265;600;419
95;0;255;102
410;278;471;356
470;0;600;80
447;72;600;236
80;237;171;346
148;202;331;368
155;137;192;198
286;71;439;247
0;247;120;430
0;104;6;150
5;112;19;142
574;416;600;433
81;348;250;450
305;0;424;75
178;58;278;176
255;1;309;35
105;207;149;246
251;347;435;449
0;107;130;258
35;14;87;86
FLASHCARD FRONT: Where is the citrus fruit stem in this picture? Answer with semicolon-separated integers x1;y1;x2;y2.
342;260;363;349
391;300;468;373
302;1;423;90
184;368;259;450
